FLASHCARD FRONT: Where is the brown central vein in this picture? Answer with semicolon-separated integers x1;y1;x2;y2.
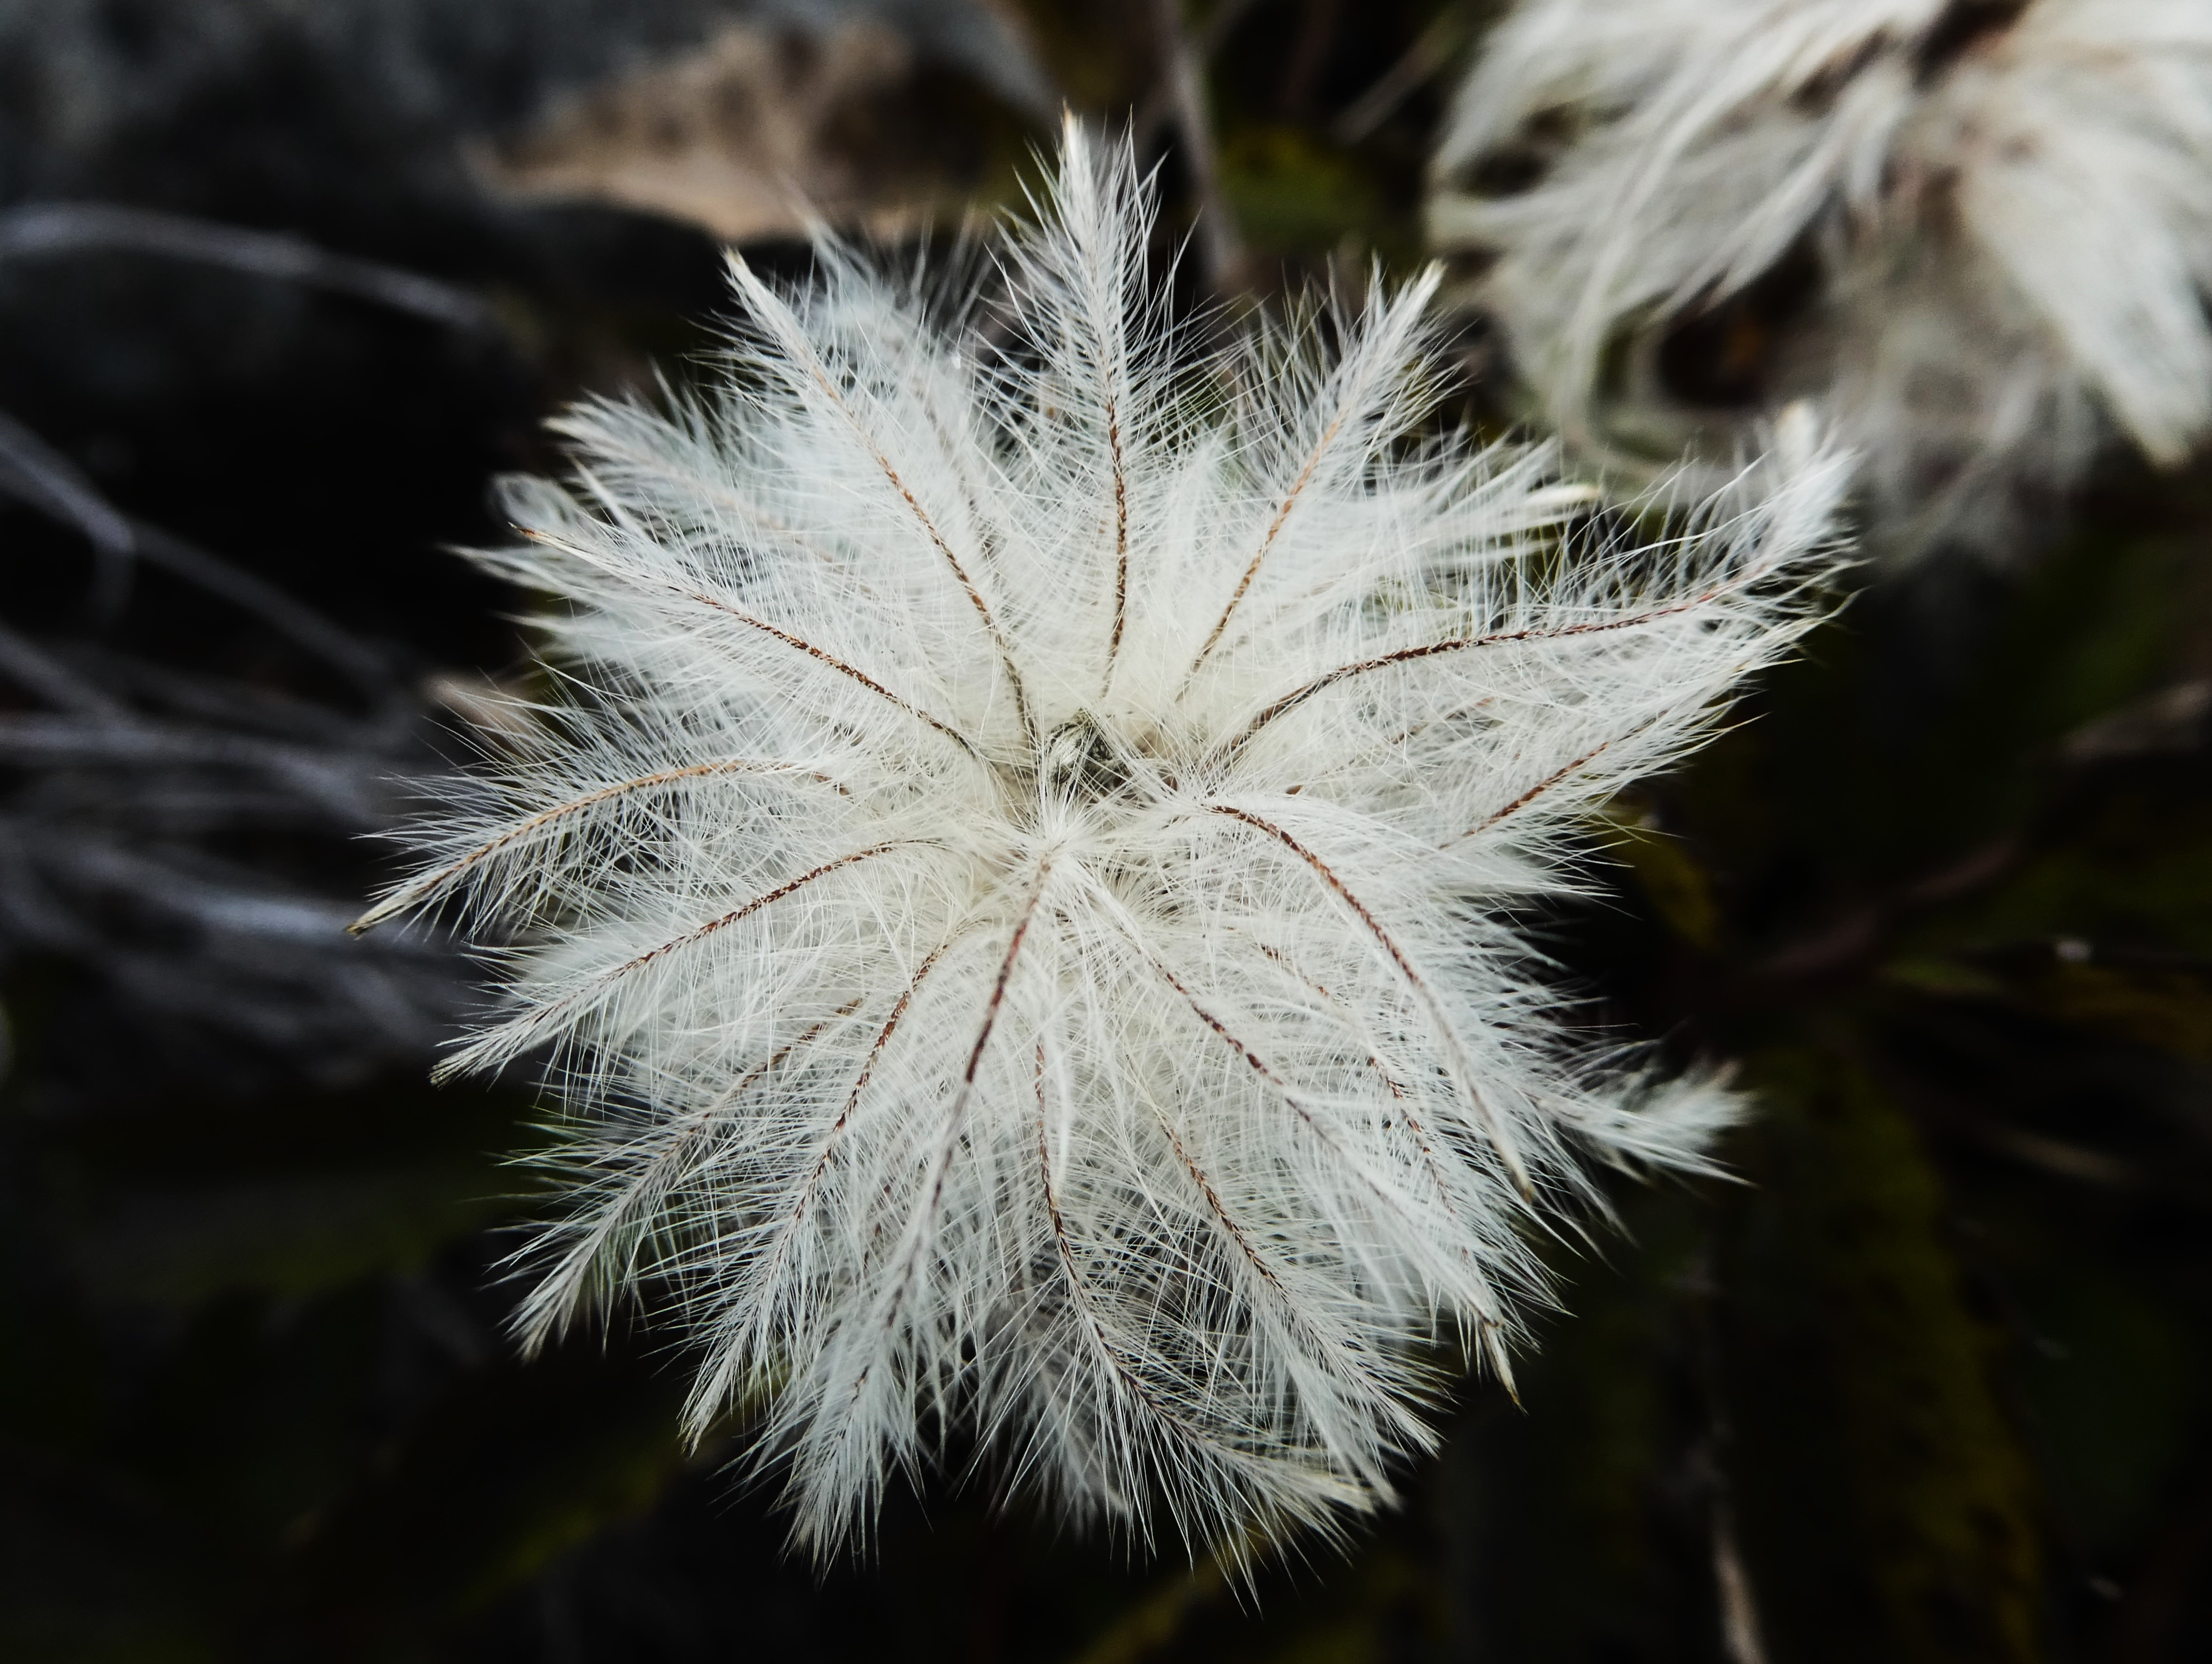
1204;804;1534;1198
750;297;1038;745
520;527;984;760
1033;1043;1234;1461
1187;401;1353;679
523;996;864;1348
845;858;1055;1403
736;938;963;1335
1212;566;1774;767
444;842;914;1079
353;758;848;934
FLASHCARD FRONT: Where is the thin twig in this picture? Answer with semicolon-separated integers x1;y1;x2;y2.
1687;1245;1772;1664
1331;4;1474;144
1734;836;2020;995
0;619;127;718
0;713;384;820
1712;1493;1771;1664
1132;0;1261;151
1152;0;1246;292
0;202;492;331
0;408;396;700
1277;0;1345;121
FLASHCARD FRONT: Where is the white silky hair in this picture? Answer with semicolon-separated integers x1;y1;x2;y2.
1430;0;2212;556
361;120;1850;1562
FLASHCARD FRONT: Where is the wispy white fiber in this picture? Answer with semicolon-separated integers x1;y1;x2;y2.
1431;0;2212;554
363;120;1848;1560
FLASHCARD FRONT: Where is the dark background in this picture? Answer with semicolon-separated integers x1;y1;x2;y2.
1;2;2208;1659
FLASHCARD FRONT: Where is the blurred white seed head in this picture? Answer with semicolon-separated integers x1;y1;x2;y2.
362;121;1849;1561
1430;0;2212;556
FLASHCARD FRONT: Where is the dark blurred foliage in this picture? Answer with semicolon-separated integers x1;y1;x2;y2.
1;1;2209;1660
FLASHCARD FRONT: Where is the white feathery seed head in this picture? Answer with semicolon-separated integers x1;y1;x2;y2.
361;120;1849;1562
1430;0;2212;555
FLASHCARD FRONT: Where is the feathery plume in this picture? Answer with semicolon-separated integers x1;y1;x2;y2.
362;121;1849;1560
1430;0;2212;555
